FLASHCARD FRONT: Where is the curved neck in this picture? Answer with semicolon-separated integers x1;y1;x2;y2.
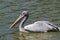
19;16;28;28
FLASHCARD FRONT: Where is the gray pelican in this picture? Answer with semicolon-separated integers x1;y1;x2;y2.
10;11;60;32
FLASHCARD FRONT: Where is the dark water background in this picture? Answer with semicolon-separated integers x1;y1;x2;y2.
0;0;60;40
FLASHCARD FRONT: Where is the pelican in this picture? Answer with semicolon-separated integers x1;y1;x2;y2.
10;11;60;32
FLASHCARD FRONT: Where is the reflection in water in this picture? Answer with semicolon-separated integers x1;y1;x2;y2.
15;32;59;40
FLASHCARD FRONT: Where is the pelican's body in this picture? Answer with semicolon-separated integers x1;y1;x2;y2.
20;21;60;32
10;11;60;32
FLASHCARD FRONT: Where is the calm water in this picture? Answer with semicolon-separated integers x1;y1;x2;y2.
0;0;60;40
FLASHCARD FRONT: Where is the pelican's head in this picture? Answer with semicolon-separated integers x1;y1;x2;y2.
21;11;29;17
9;11;29;29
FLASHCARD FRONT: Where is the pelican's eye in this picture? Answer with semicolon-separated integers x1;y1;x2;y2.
23;13;25;15
21;12;26;15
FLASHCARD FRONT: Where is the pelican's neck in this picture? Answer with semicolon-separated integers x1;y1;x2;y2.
19;16;28;28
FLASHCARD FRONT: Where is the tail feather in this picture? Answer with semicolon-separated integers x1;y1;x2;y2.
58;27;60;31
46;21;60;31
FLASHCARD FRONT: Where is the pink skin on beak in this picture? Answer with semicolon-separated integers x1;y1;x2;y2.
9;15;25;29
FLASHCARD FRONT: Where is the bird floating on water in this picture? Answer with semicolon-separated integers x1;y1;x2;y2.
10;11;60;32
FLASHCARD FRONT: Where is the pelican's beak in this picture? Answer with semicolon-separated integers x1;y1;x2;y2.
9;15;25;29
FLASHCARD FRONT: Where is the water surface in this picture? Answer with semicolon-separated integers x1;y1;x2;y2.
0;0;60;40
